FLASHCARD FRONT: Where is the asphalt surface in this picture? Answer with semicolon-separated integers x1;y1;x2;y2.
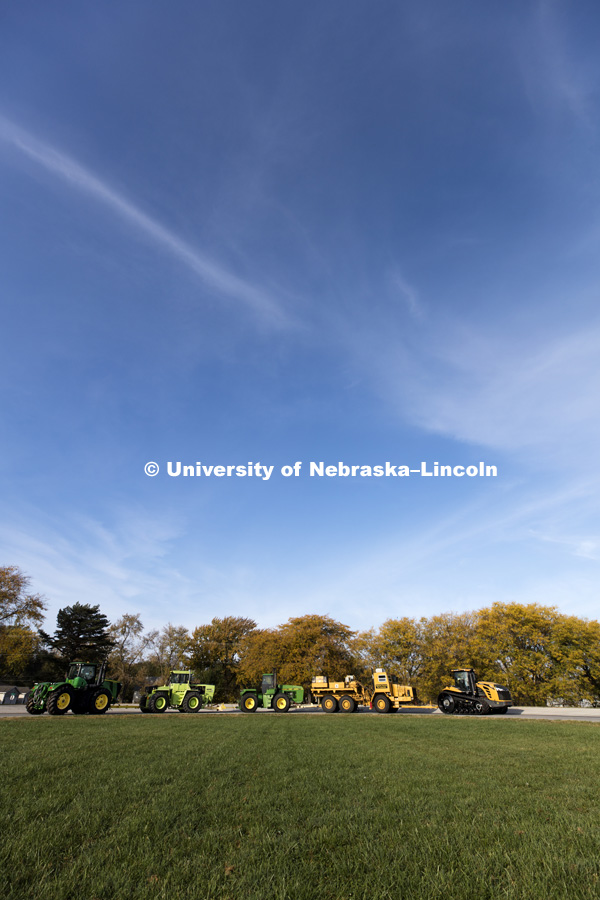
2;704;600;722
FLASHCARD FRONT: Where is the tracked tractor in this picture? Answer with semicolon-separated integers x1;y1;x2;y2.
239;671;304;712
139;671;215;713
26;661;121;716
437;669;512;715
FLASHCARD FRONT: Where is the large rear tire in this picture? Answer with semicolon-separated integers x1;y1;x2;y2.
438;693;455;715
373;694;391;714
321;694;338;713
273;693;291;712
339;696;356;713
240;694;258;712
47;686;75;716
182;692;203;713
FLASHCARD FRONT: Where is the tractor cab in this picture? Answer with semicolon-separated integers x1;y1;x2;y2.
169;671;192;684
261;672;277;695
452;669;477;694
66;662;107;688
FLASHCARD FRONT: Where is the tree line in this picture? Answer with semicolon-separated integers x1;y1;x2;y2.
2;565;600;705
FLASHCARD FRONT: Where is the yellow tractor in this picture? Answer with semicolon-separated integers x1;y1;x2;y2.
437;669;512;715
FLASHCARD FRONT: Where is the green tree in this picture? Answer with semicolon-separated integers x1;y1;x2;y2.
0;566;46;680
188;616;257;701
39;602;114;664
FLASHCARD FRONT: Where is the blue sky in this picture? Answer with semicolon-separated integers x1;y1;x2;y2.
2;1;600;634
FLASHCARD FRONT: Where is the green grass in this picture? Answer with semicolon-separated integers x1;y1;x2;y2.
2;715;600;900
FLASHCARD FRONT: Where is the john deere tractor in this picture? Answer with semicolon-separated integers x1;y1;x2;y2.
437;668;512;715
139;671;216;713
239;671;304;712
26;661;121;716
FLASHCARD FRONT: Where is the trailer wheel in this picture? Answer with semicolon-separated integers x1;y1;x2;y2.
438;693;455;714
182;692;203;713
47;687;74;716
322;695;338;713
90;689;112;714
273;693;291;712
241;694;258;712
373;695;391;714
339;696;356;713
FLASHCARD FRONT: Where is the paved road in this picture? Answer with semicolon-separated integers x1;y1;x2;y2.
2;704;600;723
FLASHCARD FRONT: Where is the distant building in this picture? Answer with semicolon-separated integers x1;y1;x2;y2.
0;684;30;705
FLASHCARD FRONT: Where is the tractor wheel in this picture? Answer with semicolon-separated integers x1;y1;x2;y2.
89;689;112;714
373;695;391;714
438;693;456;715
474;698;490;716
182;692;203;713
147;692;169;713
139;695;150;713
321;694;338;713
497;706;508;714
339;696;356;714
47;686;75;716
273;693;291;713
240;694;258;712
25;695;43;716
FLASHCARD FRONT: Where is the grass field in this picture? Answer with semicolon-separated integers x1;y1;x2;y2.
2;714;600;900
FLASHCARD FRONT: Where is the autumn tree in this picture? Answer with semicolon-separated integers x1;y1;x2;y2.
108;613;157;701
0;566;47;680
146;623;190;680
471;602;600;706
238;614;357;687
187;616;256;701
39;603;114;665
355;617;424;684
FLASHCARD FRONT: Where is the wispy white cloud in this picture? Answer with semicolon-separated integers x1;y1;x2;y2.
364;315;600;462
0;114;290;327
388;268;424;321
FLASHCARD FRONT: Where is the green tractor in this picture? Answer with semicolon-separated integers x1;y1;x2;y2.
26;661;121;716
139;670;216;714
239;671;304;712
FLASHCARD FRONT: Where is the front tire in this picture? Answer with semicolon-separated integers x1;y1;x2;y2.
25;695;44;715
240;694;258;712
373;695;391;714
182;692;203;713
273;693;291;712
147;692;169;713
47;686;75;716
